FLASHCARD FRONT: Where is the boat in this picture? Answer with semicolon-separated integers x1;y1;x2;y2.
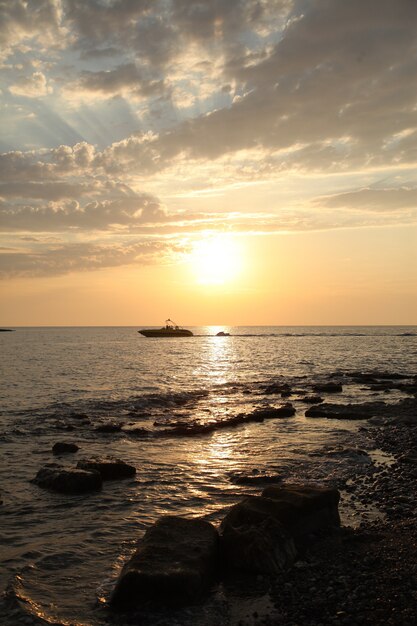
138;319;193;337
216;331;230;336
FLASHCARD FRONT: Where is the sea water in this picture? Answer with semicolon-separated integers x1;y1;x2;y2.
0;326;416;625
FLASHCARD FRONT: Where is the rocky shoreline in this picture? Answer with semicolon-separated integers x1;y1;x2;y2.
256;418;417;626
1;374;416;626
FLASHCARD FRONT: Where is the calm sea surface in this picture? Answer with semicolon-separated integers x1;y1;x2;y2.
1;326;416;625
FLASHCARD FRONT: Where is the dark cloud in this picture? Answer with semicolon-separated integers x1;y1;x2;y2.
63;0;153;41
77;63;166;98
0;0;61;47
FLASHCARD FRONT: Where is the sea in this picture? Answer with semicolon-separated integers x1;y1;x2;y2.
1;326;416;625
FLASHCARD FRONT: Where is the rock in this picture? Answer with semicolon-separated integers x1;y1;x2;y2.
313;382;343;393
95;422;124;433
52;441;79;455
261;484;341;541
398;451;417;465
229;472;283;485
220;496;297;574
110;516;219;607
220;485;340;575
302;395;324;404
249;404;296;420
31;463;102;494
263;383;292;395
76;458;136;480
305;402;386;420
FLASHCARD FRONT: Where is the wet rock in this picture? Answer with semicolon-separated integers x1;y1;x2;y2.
261;484;341;543
398;451;417;465
31;463;102;494
229;471;283;485
305;402;386;420
124;426;152;437
52;441;79;455
76;458;136;480
313;382;343;393
220;496;297;574
263;383;292;396
325;447;371;464
249;404;296;420
302;395;324;404
220;485;340;574
110;516;219;607
95;422;124;433
350;371;410;382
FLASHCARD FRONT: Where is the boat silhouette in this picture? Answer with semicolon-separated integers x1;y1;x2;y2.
138;319;193;337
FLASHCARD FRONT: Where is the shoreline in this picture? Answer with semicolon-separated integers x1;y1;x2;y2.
1;377;416;626
259;417;417;626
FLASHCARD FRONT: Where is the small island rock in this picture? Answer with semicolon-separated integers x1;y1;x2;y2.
31;464;102;494
76;458;136;480
52;442;79;455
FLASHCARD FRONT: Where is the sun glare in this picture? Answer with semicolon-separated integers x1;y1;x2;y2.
190;235;242;285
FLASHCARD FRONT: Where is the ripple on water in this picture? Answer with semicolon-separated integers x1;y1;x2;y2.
1;327;416;624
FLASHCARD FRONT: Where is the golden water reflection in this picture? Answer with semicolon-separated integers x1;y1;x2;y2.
193;326;235;386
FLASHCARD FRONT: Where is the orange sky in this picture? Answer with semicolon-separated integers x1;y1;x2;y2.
0;1;416;325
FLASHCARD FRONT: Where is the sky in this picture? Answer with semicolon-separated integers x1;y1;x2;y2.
0;0;416;326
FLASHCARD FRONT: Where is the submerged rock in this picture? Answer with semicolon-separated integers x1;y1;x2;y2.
229;471;283;485
263;383;292;396
312;382;343;393
110;516;219;608
220;484;340;574
95;422;124;433
52;441;79;455
31;463;102;494
76;458;136;480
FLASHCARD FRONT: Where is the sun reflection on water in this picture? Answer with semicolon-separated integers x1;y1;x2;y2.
193;326;235;386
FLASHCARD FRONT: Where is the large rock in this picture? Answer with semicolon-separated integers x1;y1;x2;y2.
76;458;136;480
220;485;340;574
31;463;102;494
110;516;219;607
220;496;297;574
261;484;340;540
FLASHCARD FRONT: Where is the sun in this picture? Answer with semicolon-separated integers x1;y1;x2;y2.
190;234;242;285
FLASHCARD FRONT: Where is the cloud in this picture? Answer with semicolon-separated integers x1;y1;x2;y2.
0;194;166;232
9;71;52;97
0;0;62;50
1;0;417;284
0;239;183;277
72;63;165;100
316;187;417;212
